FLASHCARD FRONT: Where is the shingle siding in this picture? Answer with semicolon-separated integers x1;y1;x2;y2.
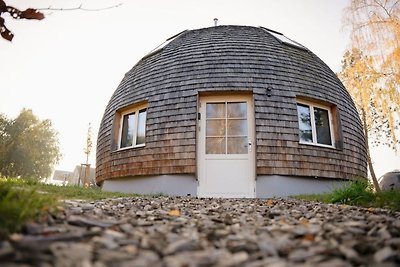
96;25;367;184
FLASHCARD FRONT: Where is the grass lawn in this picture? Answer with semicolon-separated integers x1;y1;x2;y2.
294;180;400;211
1;177;399;238
0;177;138;238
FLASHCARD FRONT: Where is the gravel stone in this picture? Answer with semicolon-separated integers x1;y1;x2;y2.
2;197;399;266
374;246;396;262
50;242;92;267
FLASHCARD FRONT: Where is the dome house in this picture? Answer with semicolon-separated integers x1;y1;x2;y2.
96;25;367;198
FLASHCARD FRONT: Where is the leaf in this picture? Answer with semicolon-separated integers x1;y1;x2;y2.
5;6;20;19
9;233;22;242
266;199;274;206
0;0;6;10
168;209;180;216
303;234;315;241
299;218;309;225
20;9;44;20
1;27;13;41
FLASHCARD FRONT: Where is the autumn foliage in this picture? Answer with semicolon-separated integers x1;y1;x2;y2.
0;0;44;41
339;0;400;191
340;0;400;150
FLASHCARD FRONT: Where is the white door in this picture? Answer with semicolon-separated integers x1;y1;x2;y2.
197;95;256;198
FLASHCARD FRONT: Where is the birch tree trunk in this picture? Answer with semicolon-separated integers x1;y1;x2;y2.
361;108;381;192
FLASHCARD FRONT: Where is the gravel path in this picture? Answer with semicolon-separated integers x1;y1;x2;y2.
1;197;399;267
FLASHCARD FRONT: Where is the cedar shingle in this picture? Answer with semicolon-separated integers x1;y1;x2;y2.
96;25;367;184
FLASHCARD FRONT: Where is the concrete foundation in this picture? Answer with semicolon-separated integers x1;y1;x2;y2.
102;174;346;198
256;175;346;198
102;175;198;196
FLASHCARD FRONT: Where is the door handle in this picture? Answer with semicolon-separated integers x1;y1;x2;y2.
248;141;252;152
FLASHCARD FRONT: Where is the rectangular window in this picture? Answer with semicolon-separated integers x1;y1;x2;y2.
120;112;135;148
205;101;248;154
297;101;334;147
119;106;147;149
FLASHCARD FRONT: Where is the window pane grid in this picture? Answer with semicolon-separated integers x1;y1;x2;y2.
206;101;248;154
206;103;227;154
120;113;135;148
297;104;313;143
297;102;333;147
119;107;147;149
136;109;147;145
314;107;332;146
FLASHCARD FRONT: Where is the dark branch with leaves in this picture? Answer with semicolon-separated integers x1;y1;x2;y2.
0;0;44;41
0;1;122;42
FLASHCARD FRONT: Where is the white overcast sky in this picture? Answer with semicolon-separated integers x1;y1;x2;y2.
0;0;398;177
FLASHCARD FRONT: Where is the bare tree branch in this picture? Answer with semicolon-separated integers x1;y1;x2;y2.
37;3;122;12
0;1;123;41
389;0;400;14
372;0;392;17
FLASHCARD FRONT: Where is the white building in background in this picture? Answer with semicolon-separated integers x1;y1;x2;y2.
49;170;72;185
50;165;95;186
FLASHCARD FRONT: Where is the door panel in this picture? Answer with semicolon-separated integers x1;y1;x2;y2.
205;159;250;197
197;95;255;198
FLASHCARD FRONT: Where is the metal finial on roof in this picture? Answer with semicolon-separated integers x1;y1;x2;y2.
214;18;218;27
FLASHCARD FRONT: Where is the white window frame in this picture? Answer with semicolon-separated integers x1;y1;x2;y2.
297;100;335;148
118;104;147;150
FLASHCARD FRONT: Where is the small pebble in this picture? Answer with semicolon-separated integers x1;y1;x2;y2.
1;197;399;266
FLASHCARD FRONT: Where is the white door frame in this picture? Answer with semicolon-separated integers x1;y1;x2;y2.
197;94;256;198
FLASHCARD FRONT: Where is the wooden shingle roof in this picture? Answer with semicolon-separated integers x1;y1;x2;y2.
96;25;367;184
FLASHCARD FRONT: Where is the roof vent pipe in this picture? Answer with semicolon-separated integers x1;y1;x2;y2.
214;18;218;27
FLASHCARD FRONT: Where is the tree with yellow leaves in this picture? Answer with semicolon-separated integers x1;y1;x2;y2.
339;0;400;191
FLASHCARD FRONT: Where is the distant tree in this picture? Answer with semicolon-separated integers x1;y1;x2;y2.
0;109;61;180
81;123;93;187
0;113;11;171
341;0;400;191
83;123;93;166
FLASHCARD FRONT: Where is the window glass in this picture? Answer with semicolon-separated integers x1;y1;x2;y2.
297;102;334;147
118;105;147;149
227;119;247;136
206;137;226;154
120;113;135;148
227;137;247;154
297;104;313;143
227;102;247;118
267;30;307;50
136;109;147;145
205;101;249;154
206;120;226;136
206;103;225;118
314;108;332;146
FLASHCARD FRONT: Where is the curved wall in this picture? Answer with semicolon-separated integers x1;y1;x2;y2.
96;26;367;185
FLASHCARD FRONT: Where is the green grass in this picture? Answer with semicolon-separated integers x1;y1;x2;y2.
0;180;57;238
292;193;333;203
0;177;138;238
294;180;400;211
30;183;138;200
2;177;399;238
0;177;138;200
